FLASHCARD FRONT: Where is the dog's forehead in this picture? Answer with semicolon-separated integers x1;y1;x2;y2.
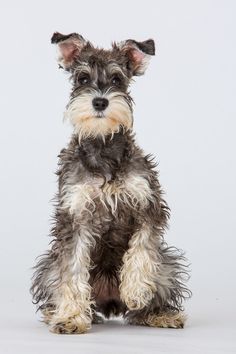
75;47;127;74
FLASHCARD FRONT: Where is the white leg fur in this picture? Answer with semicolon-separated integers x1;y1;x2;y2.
49;221;96;334
119;223;160;310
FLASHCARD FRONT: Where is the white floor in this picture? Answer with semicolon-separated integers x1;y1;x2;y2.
1;295;235;354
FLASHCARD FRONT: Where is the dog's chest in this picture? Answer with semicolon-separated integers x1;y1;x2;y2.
61;172;153;217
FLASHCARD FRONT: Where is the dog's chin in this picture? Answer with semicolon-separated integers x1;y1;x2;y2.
74;113;132;142
65;110;133;142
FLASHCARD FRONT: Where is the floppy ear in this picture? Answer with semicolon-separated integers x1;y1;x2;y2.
51;32;86;70
118;39;155;76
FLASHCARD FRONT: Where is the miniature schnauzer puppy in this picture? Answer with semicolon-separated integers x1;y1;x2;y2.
31;32;191;334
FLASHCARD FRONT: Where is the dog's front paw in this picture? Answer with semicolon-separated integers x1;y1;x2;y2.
50;315;91;334
121;287;154;311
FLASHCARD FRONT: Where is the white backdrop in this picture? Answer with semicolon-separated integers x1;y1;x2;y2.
0;1;235;353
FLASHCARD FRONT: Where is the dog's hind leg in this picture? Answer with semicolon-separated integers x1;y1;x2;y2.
92;312;104;324
125;308;186;329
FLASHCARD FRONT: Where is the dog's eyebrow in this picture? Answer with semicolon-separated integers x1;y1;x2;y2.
107;63;127;77
74;63;91;75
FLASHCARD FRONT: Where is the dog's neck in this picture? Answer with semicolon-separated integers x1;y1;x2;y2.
77;130;135;180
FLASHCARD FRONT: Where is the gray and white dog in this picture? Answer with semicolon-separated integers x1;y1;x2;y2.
31;32;191;334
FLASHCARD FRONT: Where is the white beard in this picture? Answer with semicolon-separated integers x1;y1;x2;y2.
64;90;133;142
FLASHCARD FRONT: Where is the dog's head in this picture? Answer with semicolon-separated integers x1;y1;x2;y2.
51;32;155;141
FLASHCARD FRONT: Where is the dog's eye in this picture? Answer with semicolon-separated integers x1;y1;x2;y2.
111;75;122;86
78;75;90;85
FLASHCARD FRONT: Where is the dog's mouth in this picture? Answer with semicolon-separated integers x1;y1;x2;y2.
94;111;106;119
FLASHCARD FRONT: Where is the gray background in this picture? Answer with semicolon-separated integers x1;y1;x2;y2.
0;0;235;353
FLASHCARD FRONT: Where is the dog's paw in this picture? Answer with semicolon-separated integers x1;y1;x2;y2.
50;316;91;334
145;312;187;329
128;311;187;329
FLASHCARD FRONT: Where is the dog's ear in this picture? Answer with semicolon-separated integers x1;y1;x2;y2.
117;39;155;76
51;32;87;70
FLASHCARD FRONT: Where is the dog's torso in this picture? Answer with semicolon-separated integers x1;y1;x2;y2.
55;131;159;314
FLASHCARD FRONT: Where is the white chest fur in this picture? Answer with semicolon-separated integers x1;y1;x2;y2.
61;173;154;217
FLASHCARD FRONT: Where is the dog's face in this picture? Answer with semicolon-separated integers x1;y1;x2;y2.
52;32;155;141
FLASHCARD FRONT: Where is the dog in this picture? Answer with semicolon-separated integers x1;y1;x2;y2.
31;32;191;334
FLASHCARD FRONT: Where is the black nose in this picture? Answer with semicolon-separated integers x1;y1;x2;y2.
92;97;109;111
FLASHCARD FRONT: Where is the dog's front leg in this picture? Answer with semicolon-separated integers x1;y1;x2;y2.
49;218;96;334
119;223;160;311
